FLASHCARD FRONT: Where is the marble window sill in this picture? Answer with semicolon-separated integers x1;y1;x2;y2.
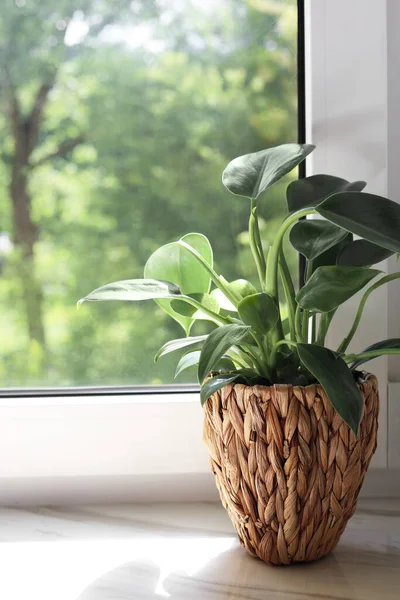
1;499;399;599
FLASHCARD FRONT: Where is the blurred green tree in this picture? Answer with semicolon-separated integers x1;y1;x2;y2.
0;0;298;387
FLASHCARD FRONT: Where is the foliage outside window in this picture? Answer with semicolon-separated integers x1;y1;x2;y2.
0;0;298;387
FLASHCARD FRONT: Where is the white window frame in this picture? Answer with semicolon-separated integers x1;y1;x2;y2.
1;0;397;504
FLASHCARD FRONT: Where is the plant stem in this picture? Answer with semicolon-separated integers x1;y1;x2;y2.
304;260;313;282
265;208;316;353
269;338;298;369
337;272;400;353
278;250;296;340
249;198;266;290
344;349;400;364
178;240;239;307
180;296;229;326
295;305;305;342
316;310;335;346
265;207;316;301
250;332;272;380
301;309;309;341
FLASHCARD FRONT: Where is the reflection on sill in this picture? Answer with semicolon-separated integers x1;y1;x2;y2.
0;536;235;600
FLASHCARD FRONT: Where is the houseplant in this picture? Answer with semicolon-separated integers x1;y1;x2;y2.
79;143;400;564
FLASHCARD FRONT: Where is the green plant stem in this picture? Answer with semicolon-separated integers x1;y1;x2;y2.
265;208;316;352
180;296;229;326
316;311;335;346
278;250;296;340
178;240;239;307
269;338;297;368
304;260;313;282
265;207;316;301
337;272;400;354
228;355;248;370
344;349;400;364
250;333;272;380
249;198;266;290
295;305;305;342
243;344;266;376
301;309;309;341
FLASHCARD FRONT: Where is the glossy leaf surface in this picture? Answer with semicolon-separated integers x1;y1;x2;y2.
296;266;380;312
289;219;348;260
287;174;366;212
349;338;400;370
317;192;400;253
237;292;279;334
297;343;363;435
145;233;213;334
222;143;314;199
337;239;393;267
154;335;207;362
78;279;181;305
198;324;251;383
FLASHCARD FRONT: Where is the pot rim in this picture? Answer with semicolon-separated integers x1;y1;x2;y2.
208;370;377;392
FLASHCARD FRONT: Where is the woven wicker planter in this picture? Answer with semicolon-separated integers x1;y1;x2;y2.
203;373;379;565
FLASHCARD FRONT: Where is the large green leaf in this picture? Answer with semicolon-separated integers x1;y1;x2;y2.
237;292;279;334
287;174;366;212
198;324;251;383
337;239;394;267
144;233;213;334
297;343;363;435
289;219;348;260
349;339;400;370
317;192;400;253
296;266;380;312
78;279;181;305
222;143;315;199
154;335;207;362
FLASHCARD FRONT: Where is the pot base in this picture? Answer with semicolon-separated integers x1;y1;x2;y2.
203;375;379;565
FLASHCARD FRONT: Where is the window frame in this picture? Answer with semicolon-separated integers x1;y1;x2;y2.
3;0;396;504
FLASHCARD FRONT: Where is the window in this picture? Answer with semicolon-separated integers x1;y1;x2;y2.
0;0;301;390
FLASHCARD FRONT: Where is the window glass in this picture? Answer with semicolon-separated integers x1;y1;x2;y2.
0;0;299;387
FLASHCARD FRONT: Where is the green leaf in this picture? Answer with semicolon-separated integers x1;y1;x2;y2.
228;278;258;299
210;279;258;313
210;288;236;312
145;233;213;334
170;293;219;321
222;143;315;199
289;219;349;260
198;324;251;383
175;351;235;378
337;239;394;267
297;343;363;435
296;266;380;312
200;369;267;406
317;191;400;253
200;372;243;406
287;174;366;212
175;351;201;378
311;233;353;270
78;279;181;305
349;339;400;370
154;335;207;363
237;292;279;334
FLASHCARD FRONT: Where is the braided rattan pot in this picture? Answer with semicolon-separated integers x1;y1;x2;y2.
203;373;379;565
